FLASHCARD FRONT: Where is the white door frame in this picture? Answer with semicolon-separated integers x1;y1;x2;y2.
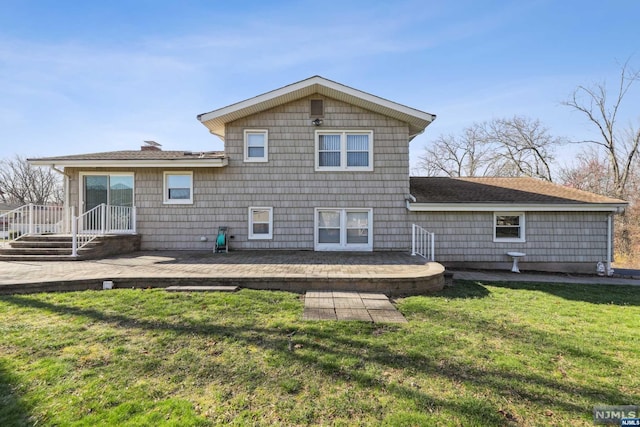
79;172;135;214
78;172;135;233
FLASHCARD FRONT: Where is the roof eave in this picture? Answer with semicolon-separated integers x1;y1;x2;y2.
407;202;627;212
29;158;229;169
197;76;435;139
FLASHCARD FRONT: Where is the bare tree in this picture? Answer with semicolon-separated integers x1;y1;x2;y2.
416;116;562;181
486;117;560;181
562;59;640;199
416;123;495;177
559;147;616;196
0;155;63;205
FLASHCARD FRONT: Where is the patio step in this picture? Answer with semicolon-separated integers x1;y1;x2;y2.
0;234;140;261
165;286;239;292
1;234;77;260
0;247;76;256
10;240;74;248
0;254;77;262
16;234;73;242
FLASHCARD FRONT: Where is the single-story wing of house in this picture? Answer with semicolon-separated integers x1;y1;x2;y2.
28;76;627;273
408;177;626;273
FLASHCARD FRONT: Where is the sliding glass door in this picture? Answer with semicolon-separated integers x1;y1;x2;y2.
81;173;134;231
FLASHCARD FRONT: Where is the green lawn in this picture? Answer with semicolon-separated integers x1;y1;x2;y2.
0;281;638;426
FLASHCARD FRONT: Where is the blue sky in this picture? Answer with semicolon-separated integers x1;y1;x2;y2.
1;0;638;172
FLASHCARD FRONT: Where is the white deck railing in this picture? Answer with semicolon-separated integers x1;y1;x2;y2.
0;204;66;243
71;204;136;256
411;224;435;261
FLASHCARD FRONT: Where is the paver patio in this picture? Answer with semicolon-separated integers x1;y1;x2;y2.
303;291;407;323
0;250;445;295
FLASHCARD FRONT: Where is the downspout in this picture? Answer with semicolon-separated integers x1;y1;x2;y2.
48;165;65;175
607;213;613;276
64;174;70;233
405;194;416;210
46;164;70;232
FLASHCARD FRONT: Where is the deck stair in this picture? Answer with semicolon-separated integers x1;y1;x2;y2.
0;234;140;261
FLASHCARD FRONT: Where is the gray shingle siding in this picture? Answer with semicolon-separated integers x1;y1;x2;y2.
66;95;412;251
410;211;609;263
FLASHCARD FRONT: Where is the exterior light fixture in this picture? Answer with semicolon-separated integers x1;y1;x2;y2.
312;118;323;126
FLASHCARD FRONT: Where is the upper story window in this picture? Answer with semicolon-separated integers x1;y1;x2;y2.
494;212;525;242
244;129;268;162
315;130;373;171
164;171;193;204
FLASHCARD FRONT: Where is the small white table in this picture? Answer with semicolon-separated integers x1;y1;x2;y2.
506;252;526;273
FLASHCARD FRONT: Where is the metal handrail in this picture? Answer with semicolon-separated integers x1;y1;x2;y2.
71;204;103;256
0;204;66;243
71;204;136;256
411;223;435;261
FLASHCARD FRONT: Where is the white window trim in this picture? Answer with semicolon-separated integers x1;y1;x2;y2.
493;212;526;243
163;171;193;205
314;208;373;251
248;207;273;240
244;129;269;162
314;130;373;171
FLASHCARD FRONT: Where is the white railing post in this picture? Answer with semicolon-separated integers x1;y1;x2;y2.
132;206;137;233
411;224;435;261
64;206;70;233
430;232;435;262
100;203;106;234
28;203;34;235
71;206;78;257
411;224;416;256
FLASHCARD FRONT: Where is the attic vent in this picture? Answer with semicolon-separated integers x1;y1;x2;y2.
310;99;324;117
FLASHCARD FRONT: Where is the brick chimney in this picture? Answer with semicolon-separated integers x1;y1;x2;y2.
142;140;162;151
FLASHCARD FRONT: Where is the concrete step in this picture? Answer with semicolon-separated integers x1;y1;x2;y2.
0;247;75;256
17;234;73;242
0;234;140;262
0;254;78;262
165;286;239;292
10;241;74;249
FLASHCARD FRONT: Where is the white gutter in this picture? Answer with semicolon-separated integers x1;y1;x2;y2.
47;166;65;175
407;202;626;213
29;158;229;168
405;194;417;210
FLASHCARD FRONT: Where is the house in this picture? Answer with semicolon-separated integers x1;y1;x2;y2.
408;177;625;273
28;76;626;273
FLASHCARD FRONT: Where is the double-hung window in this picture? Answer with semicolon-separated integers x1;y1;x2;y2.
244;130;268;162
315;130;373;171
248;207;273;239
315;208;372;251
163;171;193;204
494;212;525;242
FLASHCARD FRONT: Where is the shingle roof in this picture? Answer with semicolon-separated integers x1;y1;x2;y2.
410;177;626;205
29;150;226;162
